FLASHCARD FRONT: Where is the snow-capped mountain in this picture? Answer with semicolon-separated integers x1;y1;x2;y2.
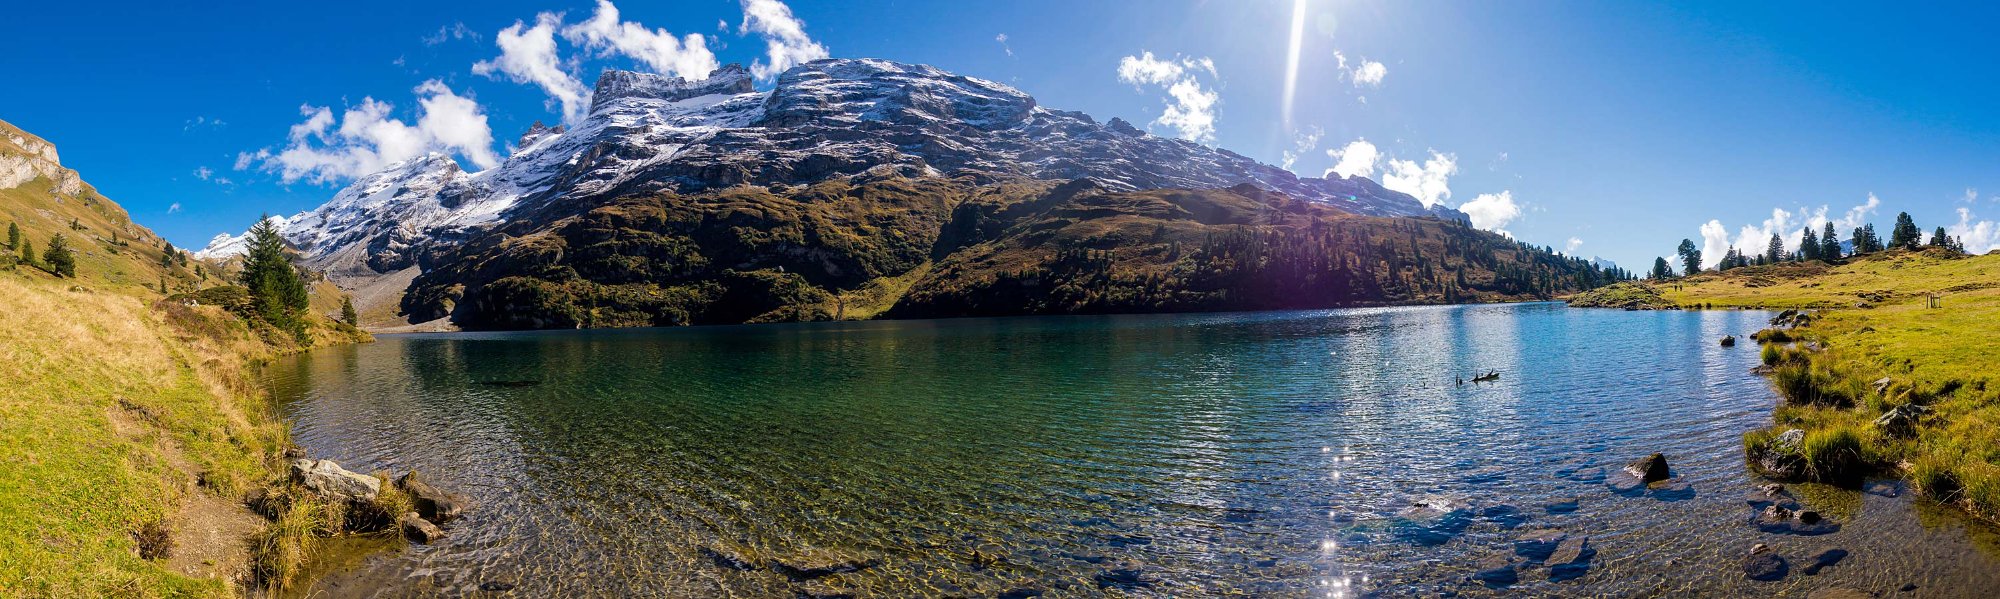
202;58;1467;327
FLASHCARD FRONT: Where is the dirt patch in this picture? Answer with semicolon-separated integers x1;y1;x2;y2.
107;402;263;588
166;491;262;581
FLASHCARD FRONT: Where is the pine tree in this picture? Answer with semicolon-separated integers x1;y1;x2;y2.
1764;232;1785;264
1650;257;1673;280
1890;212;1922;250
6;222;17;250
239;215;309;335
1677;238;1702;276
19;233;34;264
44;234;75;278
340;297;359;327
1801;227;1821;261
1929;226;1951;248
1820;222;1841;261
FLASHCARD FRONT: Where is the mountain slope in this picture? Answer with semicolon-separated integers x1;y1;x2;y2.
202;59;1469;328
398;175;1617;330
1;119;197;290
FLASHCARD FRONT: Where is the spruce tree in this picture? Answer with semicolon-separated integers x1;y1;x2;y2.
19;233;33;265
1890;212;1922;250
1765;232;1785;264
1801;227;1821;261
1650;257;1673;280
5;222;17;250
340;297;359;326
44;234;75;278
1929;226;1951;248
239;216;309;334
1821;222;1841;261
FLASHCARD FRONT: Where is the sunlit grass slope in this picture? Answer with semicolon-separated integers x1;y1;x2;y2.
1670;249;2000;523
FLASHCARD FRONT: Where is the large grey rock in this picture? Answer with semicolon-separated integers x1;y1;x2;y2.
290;459;379;503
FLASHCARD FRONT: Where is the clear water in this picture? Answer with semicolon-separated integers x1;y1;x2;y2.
271;303;2000;597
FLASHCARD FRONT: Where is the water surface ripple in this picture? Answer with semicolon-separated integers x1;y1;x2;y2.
273;303;2000;597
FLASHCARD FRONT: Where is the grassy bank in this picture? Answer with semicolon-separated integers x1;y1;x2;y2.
1660;249;2000;523
0;269;367;596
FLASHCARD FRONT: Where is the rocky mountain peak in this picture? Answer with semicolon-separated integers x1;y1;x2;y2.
589;64;755;113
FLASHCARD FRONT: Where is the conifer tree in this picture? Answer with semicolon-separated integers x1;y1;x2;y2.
6;222;18;250
1650;257;1673;280
1677;239;1702;276
1764;232;1785;264
1801;227;1821;261
1820;222;1841;260
341;297;359;327
44;234;75;278
239;215;309;334
1929;226;1951;248
1890;212;1922;250
19;233;34;264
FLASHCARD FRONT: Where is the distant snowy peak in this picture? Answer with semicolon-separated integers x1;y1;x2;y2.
590;64;754;113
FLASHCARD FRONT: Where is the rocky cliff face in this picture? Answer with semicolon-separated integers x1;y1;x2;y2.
202;58;1476;328
1;127;83;196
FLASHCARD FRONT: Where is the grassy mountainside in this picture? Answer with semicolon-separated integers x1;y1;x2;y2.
0;118;367;596
1666;249;2000;523
403;176;1623;329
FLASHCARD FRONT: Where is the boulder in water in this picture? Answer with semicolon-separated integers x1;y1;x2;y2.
396;471;468;524
398;512;444;543
1624;453;1671;483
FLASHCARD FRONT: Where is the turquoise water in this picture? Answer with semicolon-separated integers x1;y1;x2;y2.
271;303;2000;597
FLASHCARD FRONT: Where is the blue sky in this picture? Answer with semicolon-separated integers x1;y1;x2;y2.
3;1;1997;268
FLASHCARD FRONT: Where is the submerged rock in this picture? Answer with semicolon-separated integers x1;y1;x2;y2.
1801;548;1849;575
1545;536;1595;582
1512;529;1566;561
1720;335;1737;347
1742;544;1788;581
398;512;444;543
1472;554;1520;586
290;459;380;503
770;551;882;581
1753;429;1808;479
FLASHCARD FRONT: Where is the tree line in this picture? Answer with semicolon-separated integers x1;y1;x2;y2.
1650;211;1968;280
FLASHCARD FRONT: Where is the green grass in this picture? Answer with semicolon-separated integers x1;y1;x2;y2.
1564;281;1674;309
1675;249;2000;523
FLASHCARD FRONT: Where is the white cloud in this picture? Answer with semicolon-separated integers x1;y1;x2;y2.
1280;125;1323;171
1117;51;1185;86
475;12;590;124
564;0;718;80
424;22;479;46
1460;190;1521;233
1116;51;1221;143
238;80;498;185
168;202;182;214
1382;150;1457;207
740;0;829;81
1963;187;1980;204
193;166;213;180
1950;207;2000;254
1323;138;1379;179
1565;237;1583;254
995;33;1012;57
1333;50;1387;87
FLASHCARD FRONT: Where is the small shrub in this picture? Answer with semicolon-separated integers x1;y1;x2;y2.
1800;426;1867;482
1752;328;1796;344
1761;344;1781;365
253;499;324;589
